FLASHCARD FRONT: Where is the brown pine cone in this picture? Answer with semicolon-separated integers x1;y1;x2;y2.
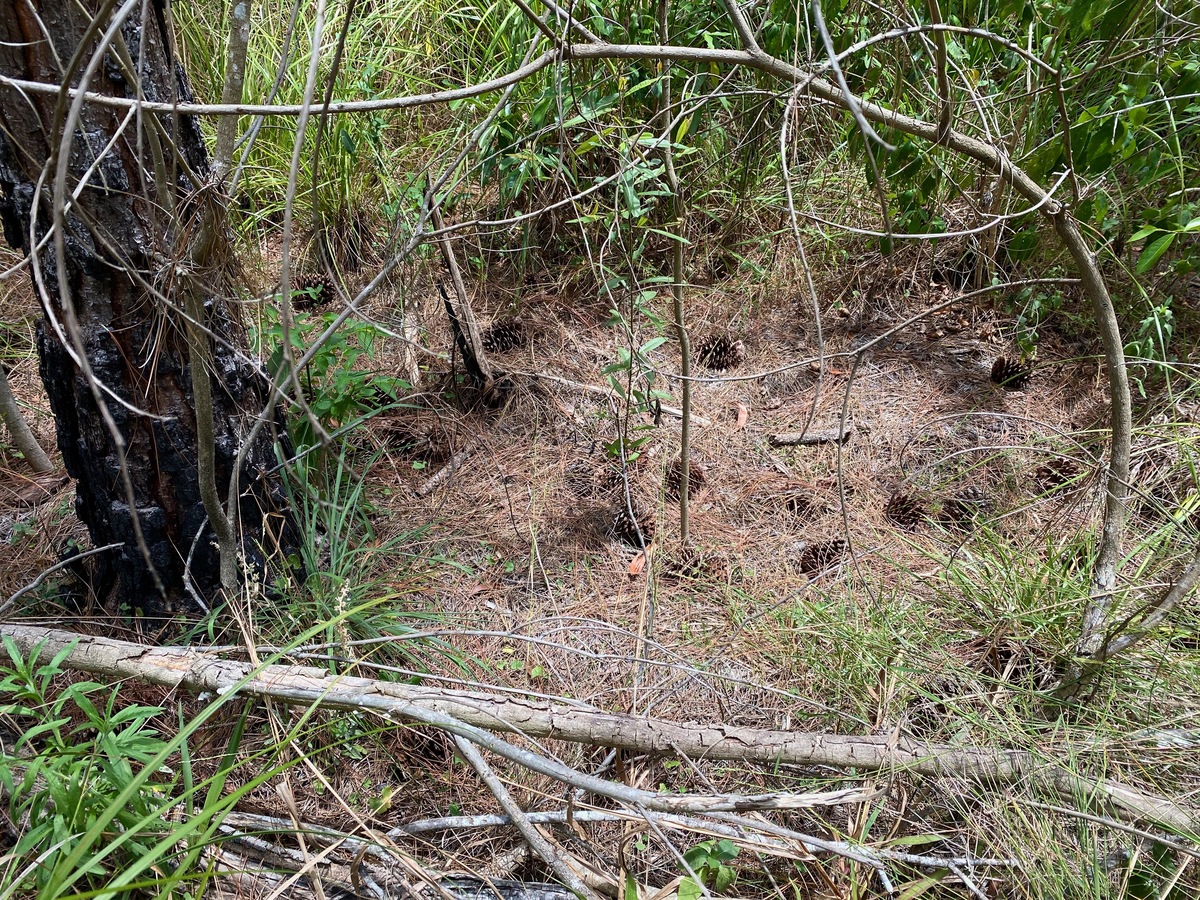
291;273;335;308
1035;457;1082;492
610;502;655;547
990;357;1032;391
481;318;526;353
665;456;707;499
694;334;746;371
797;539;846;574
936;486;992;528
885;492;926;529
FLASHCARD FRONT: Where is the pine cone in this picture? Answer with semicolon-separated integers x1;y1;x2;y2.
665;456;707;499
291;273;335;308
797;539;846;574
936;486;992;528
885;492;926;528
596;463;629;497
990;357;1032;391
565;459;598;499
610;502;655;547
662;545;726;581
784;491;814;519
1035;457;1081;491
782;481;836;521
481;318;526;354
567;457;641;500
695;334;746;371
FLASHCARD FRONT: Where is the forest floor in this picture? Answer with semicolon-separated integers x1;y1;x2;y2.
3;237;1200;897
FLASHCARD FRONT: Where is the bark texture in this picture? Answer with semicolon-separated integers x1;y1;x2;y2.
0;0;290;616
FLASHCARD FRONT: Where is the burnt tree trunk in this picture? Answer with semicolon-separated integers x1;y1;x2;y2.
0;0;292;616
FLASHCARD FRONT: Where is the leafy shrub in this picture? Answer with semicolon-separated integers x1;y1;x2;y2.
255;304;409;451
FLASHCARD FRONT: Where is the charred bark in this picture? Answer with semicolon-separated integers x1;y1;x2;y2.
0;0;293;617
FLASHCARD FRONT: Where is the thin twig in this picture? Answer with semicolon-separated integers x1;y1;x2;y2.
0;543;122;615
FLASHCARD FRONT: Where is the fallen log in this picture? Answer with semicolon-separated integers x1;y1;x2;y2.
1;623;1193;831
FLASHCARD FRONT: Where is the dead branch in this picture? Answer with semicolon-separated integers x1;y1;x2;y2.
768;426;854;447
0;363;53;473
0;544;121;615
414;448;473;497
216;826;577;900
1084;545;1200;667
224;808;1017;883
431;202;493;390
453;736;603;900
2;623;1192;832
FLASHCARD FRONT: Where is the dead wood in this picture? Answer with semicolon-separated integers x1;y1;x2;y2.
414;447;473;497
768;426;854;446
0;363;52;473
2;622;1193;832
431;202;493;391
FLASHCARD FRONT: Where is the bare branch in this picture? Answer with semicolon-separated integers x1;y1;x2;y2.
1091;546;1200;664
0;544;122;615
0;363;53;473
0;50;560;115
3;622;1192;831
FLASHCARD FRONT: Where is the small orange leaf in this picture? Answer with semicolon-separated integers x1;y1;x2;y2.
734;402;749;430
628;551;648;576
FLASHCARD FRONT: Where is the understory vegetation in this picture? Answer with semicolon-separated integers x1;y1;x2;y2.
2;0;1200;896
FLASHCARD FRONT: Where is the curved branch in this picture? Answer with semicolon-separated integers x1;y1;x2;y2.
0;49;560;115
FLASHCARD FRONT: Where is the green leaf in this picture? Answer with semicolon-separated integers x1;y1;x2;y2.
1129;224;1163;242
683;845;709;869
713;864;736;892
642;227;691;244
640;337;668;354
1137;231;1176;273
623;871;641;900
15;719;69;749
712;839;739;862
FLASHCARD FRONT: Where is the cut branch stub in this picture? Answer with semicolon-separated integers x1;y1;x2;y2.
430;201;493;394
